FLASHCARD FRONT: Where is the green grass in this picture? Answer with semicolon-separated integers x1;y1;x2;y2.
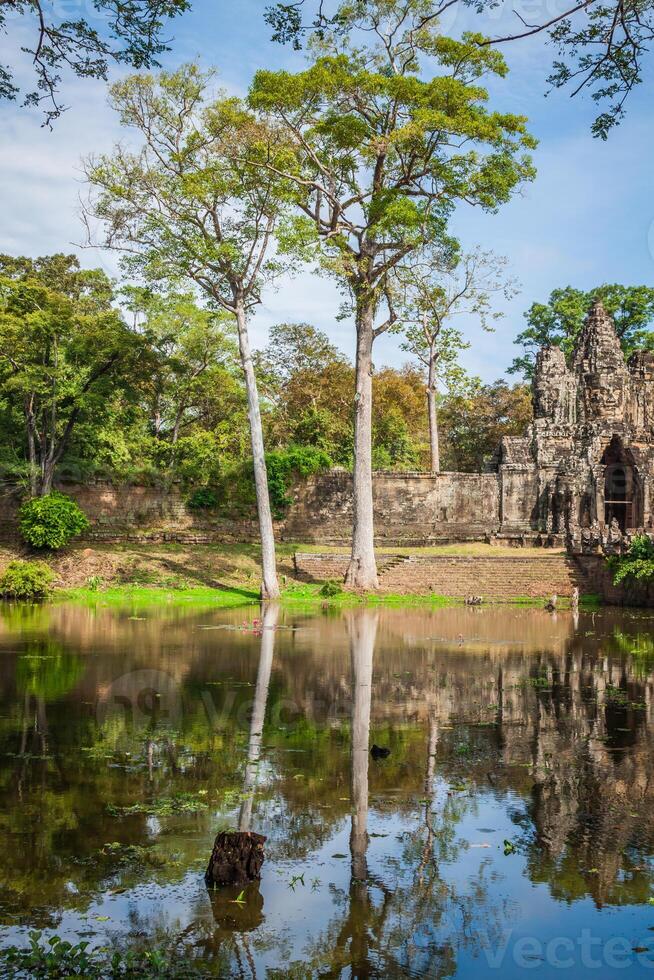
55;584;261;608
52;582;605;610
55;582;457;609
280;583;455;607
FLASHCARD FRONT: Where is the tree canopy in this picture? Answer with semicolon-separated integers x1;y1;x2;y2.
0;256;532;498
1;0;189;126
265;0;654;138
509;284;654;378
0;255;143;494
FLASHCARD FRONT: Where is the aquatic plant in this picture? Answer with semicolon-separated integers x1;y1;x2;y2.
1;931;205;977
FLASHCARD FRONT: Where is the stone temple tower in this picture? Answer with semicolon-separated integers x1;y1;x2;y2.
491;300;654;542
528;300;654;538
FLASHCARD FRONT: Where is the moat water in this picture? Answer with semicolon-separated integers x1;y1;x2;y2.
2;600;654;976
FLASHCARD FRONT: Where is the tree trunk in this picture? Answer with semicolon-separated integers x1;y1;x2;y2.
344;298;378;591
427;356;440;475
235;298;280;600
205;831;266;887
40;459;55;497
25;397;38;497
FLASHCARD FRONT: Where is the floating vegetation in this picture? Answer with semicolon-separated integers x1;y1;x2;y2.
0;932;206;978
107;792;210;817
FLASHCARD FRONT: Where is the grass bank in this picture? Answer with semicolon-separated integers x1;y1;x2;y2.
54;582;599;611
56;584;262;608
0;541;602;608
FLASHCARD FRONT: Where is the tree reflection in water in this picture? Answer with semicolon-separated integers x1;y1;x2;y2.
0;606;653;975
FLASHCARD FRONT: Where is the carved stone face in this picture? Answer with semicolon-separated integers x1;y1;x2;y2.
586;380;622;418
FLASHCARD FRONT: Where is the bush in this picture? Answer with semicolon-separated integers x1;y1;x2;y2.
19;492;90;550
187;487;218;510
0;560;56;600
320;579;343;597
609;534;654;584
214;444;332;520
263;445;333;518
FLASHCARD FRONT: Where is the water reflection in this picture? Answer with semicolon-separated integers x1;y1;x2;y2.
1;604;654;974
238;603;279;834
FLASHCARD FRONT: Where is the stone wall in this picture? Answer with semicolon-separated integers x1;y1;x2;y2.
0;481;261;544
0;468;541;546
283;470;504;545
294;550;654;605
573;554;654;606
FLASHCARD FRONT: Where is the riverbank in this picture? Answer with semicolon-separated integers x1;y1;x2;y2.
0;541;604;607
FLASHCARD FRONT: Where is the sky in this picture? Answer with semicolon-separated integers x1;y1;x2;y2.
2;0;654;382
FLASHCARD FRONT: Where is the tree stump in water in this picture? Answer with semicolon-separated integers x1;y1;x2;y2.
205;831;266;886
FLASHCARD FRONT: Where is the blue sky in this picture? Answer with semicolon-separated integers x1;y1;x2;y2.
2;0;654;381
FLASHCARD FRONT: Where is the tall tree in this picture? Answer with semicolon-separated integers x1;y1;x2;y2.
250;0;535;588
396;247;513;473
1;0;189;126
0;262;141;495
509;284;654;378
265;0;654;138
84;65;293;599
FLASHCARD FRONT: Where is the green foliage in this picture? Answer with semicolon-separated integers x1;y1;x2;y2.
1;0;189;127
265;0;652;140
1;930;204;978
320;579;343;597
0;255;145;494
216;445;332;520
19;493;90;550
85;67;295;331
509;285;654;377
187;487;218;510
609;535;654;585
265;446;333;518
439;380;533;471
0;561;56;600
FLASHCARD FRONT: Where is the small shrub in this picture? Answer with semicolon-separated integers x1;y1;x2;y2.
0;561;56;600
19;492;90;550
320;579;343;597
187;487;218;510
609;534;654;584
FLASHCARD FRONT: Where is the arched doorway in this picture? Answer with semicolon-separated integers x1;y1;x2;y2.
601;436;639;531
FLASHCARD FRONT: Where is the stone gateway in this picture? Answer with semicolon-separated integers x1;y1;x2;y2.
284;301;654;548
505;299;654;546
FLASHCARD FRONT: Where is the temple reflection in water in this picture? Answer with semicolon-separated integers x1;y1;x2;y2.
1;602;654;975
